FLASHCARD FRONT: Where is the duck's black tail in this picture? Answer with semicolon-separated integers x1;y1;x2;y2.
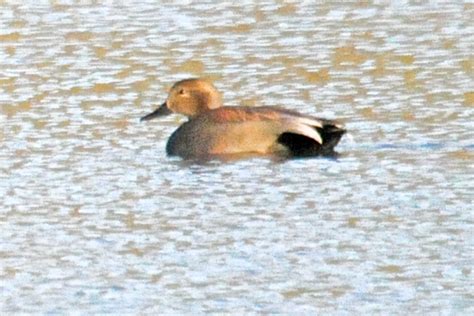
277;120;346;157
316;120;346;155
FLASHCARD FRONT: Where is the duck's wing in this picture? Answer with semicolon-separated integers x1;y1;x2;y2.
207;106;345;142
283;117;324;144
202;106;346;156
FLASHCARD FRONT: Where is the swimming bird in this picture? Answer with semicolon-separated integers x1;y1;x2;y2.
141;78;346;159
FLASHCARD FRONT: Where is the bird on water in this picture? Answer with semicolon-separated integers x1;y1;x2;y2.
141;78;346;160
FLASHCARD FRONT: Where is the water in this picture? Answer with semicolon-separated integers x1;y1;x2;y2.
1;1;473;314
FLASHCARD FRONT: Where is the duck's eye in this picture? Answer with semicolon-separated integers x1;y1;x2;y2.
179;89;185;95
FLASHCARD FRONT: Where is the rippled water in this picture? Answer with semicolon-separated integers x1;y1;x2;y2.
1;1;473;314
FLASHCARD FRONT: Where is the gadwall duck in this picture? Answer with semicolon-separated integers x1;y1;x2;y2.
141;78;346;159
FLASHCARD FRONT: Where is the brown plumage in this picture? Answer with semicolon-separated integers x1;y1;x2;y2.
141;78;346;159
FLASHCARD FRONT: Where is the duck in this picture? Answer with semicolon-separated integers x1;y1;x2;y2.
140;78;346;159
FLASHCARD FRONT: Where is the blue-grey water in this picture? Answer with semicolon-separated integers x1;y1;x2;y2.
1;2;473;314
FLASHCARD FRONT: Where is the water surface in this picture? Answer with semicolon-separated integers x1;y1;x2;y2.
1;1;473;314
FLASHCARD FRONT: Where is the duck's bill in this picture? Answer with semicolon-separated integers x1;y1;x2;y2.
140;102;171;121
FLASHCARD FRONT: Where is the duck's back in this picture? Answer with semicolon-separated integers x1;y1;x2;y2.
166;106;345;158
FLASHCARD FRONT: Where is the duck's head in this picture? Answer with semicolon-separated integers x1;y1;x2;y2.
140;78;222;121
